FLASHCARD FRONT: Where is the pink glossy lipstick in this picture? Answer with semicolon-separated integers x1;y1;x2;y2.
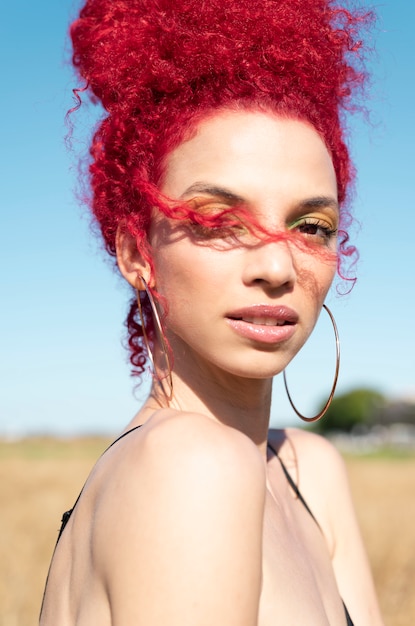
226;305;298;344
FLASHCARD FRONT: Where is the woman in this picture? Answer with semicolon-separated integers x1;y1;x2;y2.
40;0;384;624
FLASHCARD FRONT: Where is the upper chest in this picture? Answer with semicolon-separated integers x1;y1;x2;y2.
258;455;346;625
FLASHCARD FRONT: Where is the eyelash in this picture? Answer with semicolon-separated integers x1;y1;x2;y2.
187;212;337;244
190;224;227;238
189;221;247;240
291;218;338;242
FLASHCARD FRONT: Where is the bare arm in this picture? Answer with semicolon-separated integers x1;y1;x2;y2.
96;414;266;626
285;429;384;626
324;443;384;626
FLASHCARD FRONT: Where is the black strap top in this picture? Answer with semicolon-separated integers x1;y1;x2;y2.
39;426;144;620
267;442;354;626
44;429;354;626
57;425;143;541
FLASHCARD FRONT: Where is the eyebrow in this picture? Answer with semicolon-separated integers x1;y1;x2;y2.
180;183;339;213
180;182;245;204
298;196;339;213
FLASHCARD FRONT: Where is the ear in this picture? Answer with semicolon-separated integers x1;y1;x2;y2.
116;226;152;290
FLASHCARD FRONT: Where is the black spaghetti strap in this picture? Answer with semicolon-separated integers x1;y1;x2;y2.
57;425;142;541
344;605;355;626
267;441;355;626
267;441;319;526
40;426;143;619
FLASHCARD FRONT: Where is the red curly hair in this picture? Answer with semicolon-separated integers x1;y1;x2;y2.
70;0;372;377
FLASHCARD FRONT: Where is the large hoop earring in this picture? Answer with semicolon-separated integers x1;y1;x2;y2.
136;276;173;403
283;304;340;423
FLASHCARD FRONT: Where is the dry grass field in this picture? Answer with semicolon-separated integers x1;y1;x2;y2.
0;437;414;626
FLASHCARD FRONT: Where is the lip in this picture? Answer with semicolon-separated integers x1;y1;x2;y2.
225;304;298;345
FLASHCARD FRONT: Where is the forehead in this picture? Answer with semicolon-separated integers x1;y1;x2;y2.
160;110;337;204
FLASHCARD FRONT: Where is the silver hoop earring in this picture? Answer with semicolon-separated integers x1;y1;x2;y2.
136;277;173;403
283;304;340;423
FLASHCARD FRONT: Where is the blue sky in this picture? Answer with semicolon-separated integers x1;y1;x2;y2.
1;1;414;436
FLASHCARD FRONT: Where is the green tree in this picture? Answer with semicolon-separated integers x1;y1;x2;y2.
313;388;386;433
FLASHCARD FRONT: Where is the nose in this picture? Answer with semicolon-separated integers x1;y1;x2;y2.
242;239;296;290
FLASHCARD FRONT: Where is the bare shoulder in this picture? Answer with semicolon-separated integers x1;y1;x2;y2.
131;409;266;483
269;426;347;483
91;411;266;624
93;411;266;529
291;427;345;469
268;431;384;624
268;427;350;551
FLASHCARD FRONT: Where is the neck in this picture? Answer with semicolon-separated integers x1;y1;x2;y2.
151;357;274;448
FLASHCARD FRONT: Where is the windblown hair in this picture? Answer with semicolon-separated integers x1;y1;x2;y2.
70;0;371;377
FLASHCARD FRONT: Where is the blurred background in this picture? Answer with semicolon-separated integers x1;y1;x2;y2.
1;0;414;438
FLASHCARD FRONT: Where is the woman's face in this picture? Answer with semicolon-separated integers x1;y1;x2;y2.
149;110;338;381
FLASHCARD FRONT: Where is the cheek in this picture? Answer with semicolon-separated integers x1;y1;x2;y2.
151;243;214;316
296;255;337;305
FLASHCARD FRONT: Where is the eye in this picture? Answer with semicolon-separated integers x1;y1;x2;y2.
185;200;250;242
290;217;337;244
189;222;248;241
189;223;227;239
